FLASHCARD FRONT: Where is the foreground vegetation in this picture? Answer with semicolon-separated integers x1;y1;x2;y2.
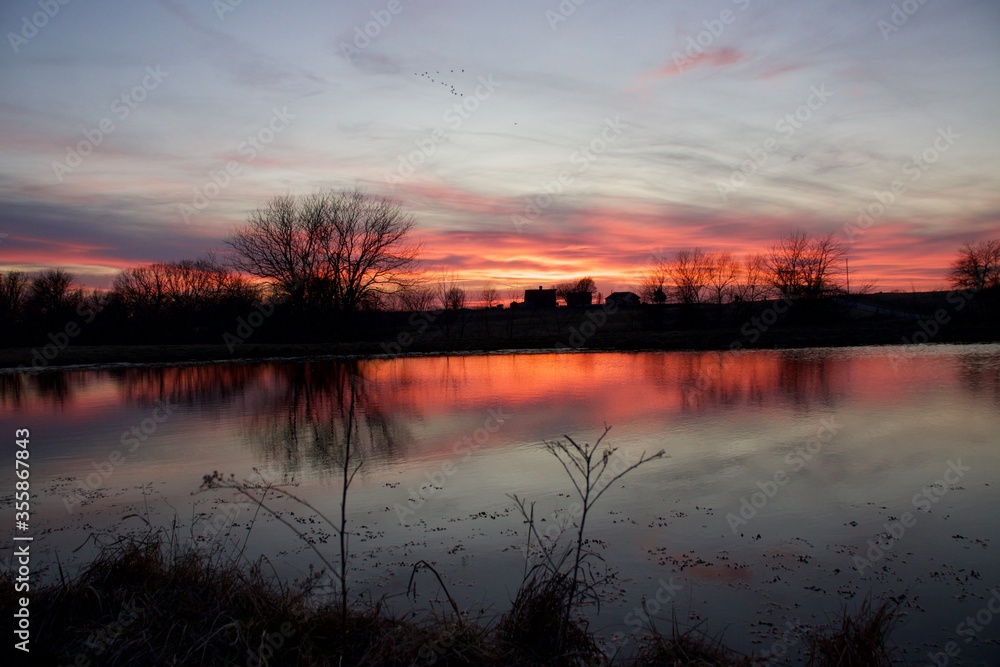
0;532;902;666
3;427;903;666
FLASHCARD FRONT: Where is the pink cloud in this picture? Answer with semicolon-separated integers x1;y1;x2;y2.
636;47;748;86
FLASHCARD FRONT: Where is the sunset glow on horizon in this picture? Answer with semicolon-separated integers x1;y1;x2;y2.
2;0;998;296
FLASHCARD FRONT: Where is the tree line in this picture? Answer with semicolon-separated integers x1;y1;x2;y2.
639;231;861;309
0;188;997;348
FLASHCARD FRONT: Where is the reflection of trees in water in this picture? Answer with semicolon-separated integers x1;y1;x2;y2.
957;353;1000;406
774;353;838;410
0;371;77;410
667;352;839;413
0;373;34;410
674;352;770;412
0;364;263;412
112;365;259;407
241;361;412;475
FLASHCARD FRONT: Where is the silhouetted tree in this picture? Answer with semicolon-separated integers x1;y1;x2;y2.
443;287;466;311
640;256;670;304
226;189;420;315
0;271;30;322
705;251;740;307
555;277;596;302
734;253;769;303
391;285;436;312
669;248;711;305
481;282;499;309
25;269;81;319
113;258;260;319
765;231;845;301
949;239;1000;293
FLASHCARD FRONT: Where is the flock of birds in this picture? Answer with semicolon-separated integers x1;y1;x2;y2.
413;69;466;97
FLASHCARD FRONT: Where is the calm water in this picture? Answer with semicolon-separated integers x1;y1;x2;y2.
3;345;999;664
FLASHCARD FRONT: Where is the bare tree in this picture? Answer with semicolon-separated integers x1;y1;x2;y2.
227;188;420;313
113;257;260;318
949;239;1000;293
741;253;769;303
481;282;500;309
705;251;740;306
480;282;500;337
443;287;466;311
640;256;669;304
505;284;521;307
435;272;466;339
26;269;80;318
392;285;436;312
669;248;711;305
437;272;466;311
555;277;597;305
765;231;845;300
0;271;31;322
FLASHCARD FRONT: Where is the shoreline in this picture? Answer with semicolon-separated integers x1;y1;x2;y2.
2;320;998;371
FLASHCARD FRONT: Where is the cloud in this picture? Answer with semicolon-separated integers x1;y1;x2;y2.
637;47;748;85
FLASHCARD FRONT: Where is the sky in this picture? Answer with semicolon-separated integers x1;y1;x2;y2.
1;0;998;296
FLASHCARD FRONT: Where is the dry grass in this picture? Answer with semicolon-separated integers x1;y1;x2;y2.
805;596;901;667
496;568;604;665
0;532;905;666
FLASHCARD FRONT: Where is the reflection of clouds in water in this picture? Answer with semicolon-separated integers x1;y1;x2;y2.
3;346;999;664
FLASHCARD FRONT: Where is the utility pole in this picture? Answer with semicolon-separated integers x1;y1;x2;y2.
845;257;851;296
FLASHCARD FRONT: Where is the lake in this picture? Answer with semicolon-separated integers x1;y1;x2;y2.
3;345;999;664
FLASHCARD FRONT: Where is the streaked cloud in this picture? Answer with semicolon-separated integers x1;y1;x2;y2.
0;0;997;295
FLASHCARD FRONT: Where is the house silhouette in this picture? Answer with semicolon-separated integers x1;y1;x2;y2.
605;291;640;308
523;286;557;308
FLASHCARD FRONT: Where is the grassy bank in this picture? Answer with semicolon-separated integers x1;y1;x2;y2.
5;431;904;666
2;317;997;370
2;531;900;666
